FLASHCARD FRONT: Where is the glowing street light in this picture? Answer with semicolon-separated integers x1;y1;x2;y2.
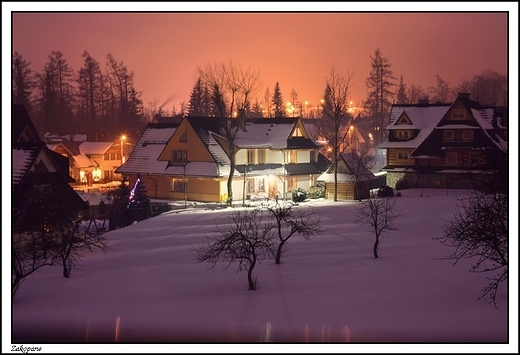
120;135;127;164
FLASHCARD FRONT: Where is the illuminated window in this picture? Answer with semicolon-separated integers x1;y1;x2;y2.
172;178;187;192
257;149;266;164
247;150;255;164
292;127;303;137
397;131;410;139
443;130;454;141
462;130;474;141
258;178;265;191
287;177;297;191
172;150;188;164
286;150;297;164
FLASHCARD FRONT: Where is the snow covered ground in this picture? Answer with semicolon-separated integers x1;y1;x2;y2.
6;188;517;353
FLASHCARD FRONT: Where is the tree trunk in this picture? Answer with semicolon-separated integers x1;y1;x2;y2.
62;259;70;278
373;237;379;259
227;147;236;206
247;262;256;290
275;242;285;265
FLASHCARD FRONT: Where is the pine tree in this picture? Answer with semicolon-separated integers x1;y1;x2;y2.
127;174;151;222
107;176;132;230
188;77;205;116
249;98;263;118
272;82;285;118
396;75;408;104
364;48;396;145
12;52;35;111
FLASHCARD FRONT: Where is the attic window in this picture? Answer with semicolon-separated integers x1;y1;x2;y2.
451;110;467;120
292;127;303;137
179;129;187;143
443;130;454;141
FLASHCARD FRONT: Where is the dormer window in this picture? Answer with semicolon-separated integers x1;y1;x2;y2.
396;130;410;139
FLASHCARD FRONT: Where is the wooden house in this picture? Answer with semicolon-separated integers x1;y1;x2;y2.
317;152;377;200
116;116;329;203
380;93;508;189
12;105;87;213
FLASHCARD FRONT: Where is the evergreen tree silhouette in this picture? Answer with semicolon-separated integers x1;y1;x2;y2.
127;173;151;222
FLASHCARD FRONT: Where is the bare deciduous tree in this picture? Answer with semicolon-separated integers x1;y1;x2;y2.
198;60;262;205
317;65;355;201
265;201;324;264
435;189;508;307
356;196;400;258
195;208;274;290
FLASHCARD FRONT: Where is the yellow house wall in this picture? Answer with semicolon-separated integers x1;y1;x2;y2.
158;119;215;163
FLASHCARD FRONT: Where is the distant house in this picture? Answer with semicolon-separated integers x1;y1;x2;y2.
116;116;330;203
379;93;508;189
47;138;124;184
317;152;377;200
12;104;87;212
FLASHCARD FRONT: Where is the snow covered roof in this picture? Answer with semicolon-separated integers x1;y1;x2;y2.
73;153;98;169
80;142;114;155
12;147;37;186
234;118;300;149
318;152;376;182
116;125;177;175
379;105;450;149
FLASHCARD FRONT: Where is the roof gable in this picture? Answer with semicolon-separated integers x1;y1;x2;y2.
395;112;413;125
12;105;42;144
318;152;376;183
159;117;216;163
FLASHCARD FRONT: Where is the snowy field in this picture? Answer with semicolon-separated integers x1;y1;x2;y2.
7;188;516;353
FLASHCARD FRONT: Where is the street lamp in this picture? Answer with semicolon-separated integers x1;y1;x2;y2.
120;135;127;164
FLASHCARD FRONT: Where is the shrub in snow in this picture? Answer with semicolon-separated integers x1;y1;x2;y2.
377;185;395;197
307;186;325;199
395;178;410;191
292;187;307;202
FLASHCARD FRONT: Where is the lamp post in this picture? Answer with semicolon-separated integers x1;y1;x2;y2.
120;135;126;165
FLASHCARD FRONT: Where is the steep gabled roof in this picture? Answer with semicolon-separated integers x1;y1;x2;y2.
116;123;178;175
12;146;38;186
12;104;42;144
234;118;316;150
410;94;508;157
379;104;450;150
80;141;114;155
318;152;376;183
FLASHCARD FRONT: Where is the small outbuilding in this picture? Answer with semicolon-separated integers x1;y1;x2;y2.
317;152;377;200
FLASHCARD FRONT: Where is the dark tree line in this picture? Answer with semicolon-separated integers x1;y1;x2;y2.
12;51;146;142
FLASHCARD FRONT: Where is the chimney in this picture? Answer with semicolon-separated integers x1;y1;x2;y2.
458;93;470;100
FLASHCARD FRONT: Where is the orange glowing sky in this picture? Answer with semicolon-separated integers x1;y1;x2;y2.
6;4;515;112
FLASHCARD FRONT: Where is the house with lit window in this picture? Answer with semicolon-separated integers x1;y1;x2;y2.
47;139;125;184
116;116;331;203
12;104;87;213
379;93;507;189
